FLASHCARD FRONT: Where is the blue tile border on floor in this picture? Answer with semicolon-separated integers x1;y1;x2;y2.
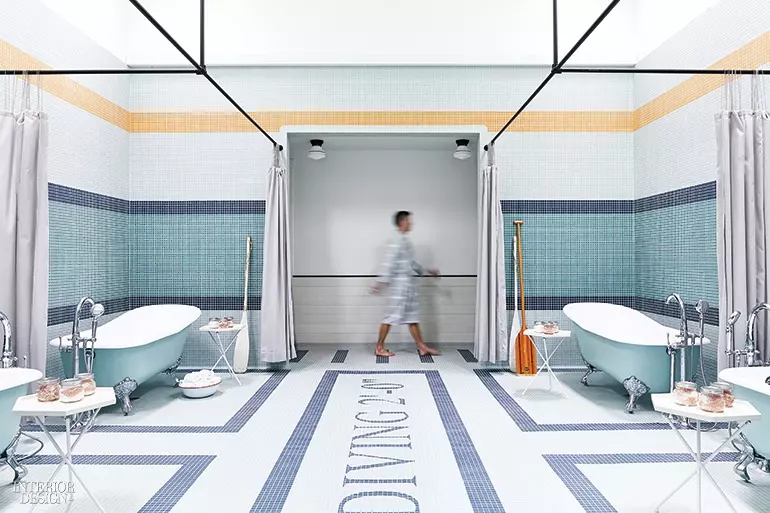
543;452;738;513
26;370;289;434
250;370;504;513
331;350;348;363
375;355;389;364
420;354;434;363
475;369;671;432
23;454;215;513
290;349;309;363
457;349;478;363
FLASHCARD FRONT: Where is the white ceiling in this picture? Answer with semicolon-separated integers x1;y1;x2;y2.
287;134;479;151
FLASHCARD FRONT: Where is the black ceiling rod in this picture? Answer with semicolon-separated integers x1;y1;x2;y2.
2;69;200;75
486;0;621;151
561;67;770;75
552;0;558;69
200;0;205;70
128;0;282;150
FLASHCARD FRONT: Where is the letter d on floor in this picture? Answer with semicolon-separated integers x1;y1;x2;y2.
338;491;419;513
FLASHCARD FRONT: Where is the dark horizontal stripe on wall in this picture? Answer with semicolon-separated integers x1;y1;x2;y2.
293;274;477;278
130;200;265;215
131;296;262;310
501;200;633;214
506;295;634;310
635;181;716;213
48;183;129;214
48;297;130;326
635;297;719;326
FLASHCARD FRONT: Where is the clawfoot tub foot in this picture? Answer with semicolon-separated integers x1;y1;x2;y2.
580;359;598;386
733;433;756;482
3;433;27;483
622;376;650;414
114;377;138;415
164;356;183;387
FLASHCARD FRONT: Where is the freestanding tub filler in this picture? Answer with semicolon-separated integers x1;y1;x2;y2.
50;305;201;415
564;303;707;413
1;367;42;481
718;366;770;481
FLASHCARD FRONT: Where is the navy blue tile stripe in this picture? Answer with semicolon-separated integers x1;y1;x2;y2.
331;349;348;363
501;199;632;214
27;370;288;433
48;183;129;213
290;349;309;363
457;349;478;363
634;181;716;213
475;369;671;432
376;354;389;364
131;200;266;215
251;370;503;513
544;452;738;513
131;295;262;310
48;297;130;326
507;295;634;310
420;354;434;363
635;296;719;326
24;454;215;513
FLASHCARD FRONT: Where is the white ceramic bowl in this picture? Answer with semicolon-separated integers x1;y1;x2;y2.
180;377;221;399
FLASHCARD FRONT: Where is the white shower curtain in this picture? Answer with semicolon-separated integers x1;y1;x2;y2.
260;146;296;363
0;80;49;372
474;145;508;363
716;76;770;370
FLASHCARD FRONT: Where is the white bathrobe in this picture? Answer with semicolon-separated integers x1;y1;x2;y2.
377;233;424;325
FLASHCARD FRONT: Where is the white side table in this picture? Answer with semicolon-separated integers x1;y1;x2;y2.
200;324;245;385
521;329;571;397
651;393;761;513
13;388;116;513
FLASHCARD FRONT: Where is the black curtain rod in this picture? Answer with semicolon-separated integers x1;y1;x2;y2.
486;0;621;149
3;69;200;75
129;0;281;149
560;67;770;75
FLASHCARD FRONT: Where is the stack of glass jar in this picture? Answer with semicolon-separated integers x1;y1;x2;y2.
36;373;97;403
672;380;734;413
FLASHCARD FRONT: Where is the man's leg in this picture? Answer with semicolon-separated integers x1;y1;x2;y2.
408;324;440;356
375;324;394;356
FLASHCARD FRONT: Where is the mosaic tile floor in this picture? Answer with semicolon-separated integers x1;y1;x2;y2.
1;345;770;512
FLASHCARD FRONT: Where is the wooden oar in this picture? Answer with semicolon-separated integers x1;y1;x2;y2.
514;221;536;375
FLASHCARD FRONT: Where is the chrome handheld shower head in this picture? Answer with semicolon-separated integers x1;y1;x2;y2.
696;300;709;314
91;303;104;318
728;311;741;327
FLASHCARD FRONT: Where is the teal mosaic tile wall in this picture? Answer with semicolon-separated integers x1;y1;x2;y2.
129;213;264;301
503;213;635;300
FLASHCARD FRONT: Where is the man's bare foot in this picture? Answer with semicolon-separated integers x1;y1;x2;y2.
375;348;395;357
418;345;440;356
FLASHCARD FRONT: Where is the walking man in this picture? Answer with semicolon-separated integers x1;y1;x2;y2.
371;211;441;357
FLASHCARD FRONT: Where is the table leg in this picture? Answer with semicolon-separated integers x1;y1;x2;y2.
521;338;548;396
214;332;242;385
655;417;749;513
696;419;702;513
543;339;552;390
66;416;73;485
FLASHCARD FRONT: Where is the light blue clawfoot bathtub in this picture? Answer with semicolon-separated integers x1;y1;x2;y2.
564;303;706;413
719;366;770;481
51;305;201;415
1;368;42;482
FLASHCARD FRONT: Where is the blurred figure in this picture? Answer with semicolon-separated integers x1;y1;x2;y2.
371;211;441;357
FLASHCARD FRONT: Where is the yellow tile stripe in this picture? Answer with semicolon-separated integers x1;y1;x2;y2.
129;110;633;133
2;31;769;134
0;41;130;130
634;31;770;130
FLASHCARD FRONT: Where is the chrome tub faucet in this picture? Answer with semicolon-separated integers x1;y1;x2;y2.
65;297;104;376
744;302;770;367
1;310;15;368
666;293;689;343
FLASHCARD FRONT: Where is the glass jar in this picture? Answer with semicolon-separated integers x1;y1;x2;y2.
711;381;734;408
60;378;85;403
533;321;544;333
698;386;725;413
219;316;234;328
543;321;559;335
208;317;220;329
674;381;697;406
75;372;96;396
37;377;60;402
